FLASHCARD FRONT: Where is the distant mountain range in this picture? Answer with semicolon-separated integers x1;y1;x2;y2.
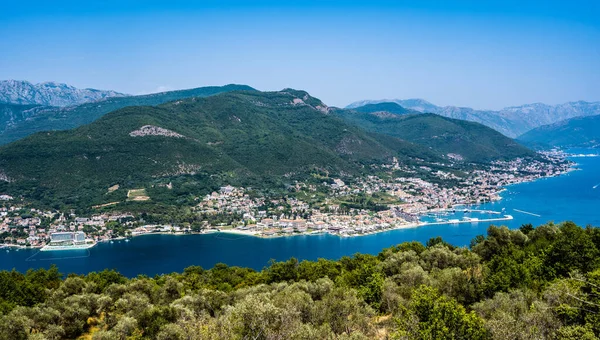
0;84;256;144
0;80;126;107
518;114;600;149
346;99;600;138
2;81;597;143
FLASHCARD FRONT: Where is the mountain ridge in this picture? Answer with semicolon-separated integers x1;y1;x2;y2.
0;103;50;133
0;80;127;107
347;99;600;138
0;84;256;145
336;108;536;162
352;102;420;116
0;89;445;209
518;114;600;149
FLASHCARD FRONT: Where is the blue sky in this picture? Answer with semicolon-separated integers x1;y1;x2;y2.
0;0;598;109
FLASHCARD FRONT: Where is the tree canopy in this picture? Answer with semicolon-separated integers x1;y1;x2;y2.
1;221;599;339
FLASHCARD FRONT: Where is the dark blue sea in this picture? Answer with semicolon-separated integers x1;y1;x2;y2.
2;150;599;277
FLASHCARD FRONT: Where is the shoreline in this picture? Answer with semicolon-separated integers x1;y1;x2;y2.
213;214;514;239
190;165;575;239
2;159;577;248
98;211;515;241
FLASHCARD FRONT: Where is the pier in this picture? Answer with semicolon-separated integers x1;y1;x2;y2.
432;208;501;215
422;215;513;226
513;209;541;217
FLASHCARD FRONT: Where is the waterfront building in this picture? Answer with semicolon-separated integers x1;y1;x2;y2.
49;231;87;245
42;231;95;251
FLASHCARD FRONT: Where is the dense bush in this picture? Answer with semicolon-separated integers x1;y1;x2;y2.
1;221;599;339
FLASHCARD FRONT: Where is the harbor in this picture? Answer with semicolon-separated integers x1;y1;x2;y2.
218;208;515;238
422;215;513;226
420;206;513;226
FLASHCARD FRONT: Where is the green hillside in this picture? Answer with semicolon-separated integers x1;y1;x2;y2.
336;110;537;162
0;90;439;209
0;84;255;145
0;103;53;133
353;102;419;115
518;114;600;149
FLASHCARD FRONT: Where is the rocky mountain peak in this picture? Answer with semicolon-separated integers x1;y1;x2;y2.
0;80;127;107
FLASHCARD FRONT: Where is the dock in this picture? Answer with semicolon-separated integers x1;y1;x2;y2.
423;215;513;226
434;208;501;215
513;209;541;217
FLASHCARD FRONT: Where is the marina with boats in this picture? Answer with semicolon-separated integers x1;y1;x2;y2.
420;206;513;226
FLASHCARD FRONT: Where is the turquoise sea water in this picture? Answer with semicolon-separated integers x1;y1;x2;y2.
2;150;599;277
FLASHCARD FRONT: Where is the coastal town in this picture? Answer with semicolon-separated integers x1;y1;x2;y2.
0;152;573;249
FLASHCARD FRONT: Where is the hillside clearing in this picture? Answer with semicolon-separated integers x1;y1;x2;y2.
127;189;150;201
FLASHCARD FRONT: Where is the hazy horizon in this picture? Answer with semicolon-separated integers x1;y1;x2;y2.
1;0;598;110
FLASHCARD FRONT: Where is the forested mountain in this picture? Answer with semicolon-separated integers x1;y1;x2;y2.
336;109;536;162
0;103;53;134
348;99;439;113
0;80;126;106
1;222;599;339
0;89;441;209
352;102;419;115
0;84;255;145
518;114;600;149
347;99;600;138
